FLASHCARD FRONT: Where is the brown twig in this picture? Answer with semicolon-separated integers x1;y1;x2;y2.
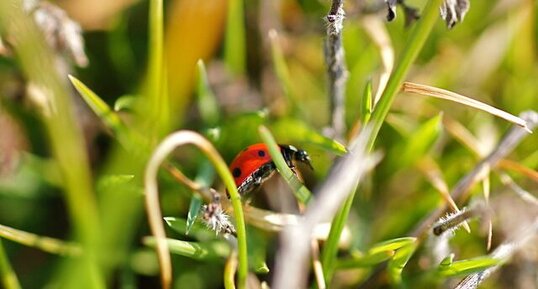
411;110;538;239
361;111;537;288
326;0;348;141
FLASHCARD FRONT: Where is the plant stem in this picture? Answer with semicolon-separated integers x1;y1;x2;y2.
322;0;445;284
148;0;168;134
0;240;21;289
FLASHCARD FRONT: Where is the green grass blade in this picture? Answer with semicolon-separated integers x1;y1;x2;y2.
68;75;125;135
143;237;229;261
395;113;442;168
360;81;373;124
114;95;137;112
268;30;303;115
0;240;21;289
438;256;500;277
247;228;269;274
147;0;168;133
388;241;418;284
69;76;147;154
196;60;220;125
259;126;313;204
321;193;354;281
367;0;445;152
96;175;135;192
336;251;394;269
164;217;218;240
368;237;417;255
224;0;246;74
186;196;203;235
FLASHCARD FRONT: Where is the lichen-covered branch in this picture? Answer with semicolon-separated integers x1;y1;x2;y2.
325;0;348;141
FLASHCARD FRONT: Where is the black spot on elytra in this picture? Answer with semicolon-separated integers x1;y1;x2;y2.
232;167;241;178
258;150;266;157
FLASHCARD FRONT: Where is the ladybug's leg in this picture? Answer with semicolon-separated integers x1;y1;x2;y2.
252;162;277;186
238;162;276;196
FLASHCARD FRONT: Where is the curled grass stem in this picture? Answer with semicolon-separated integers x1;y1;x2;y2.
144;131;247;289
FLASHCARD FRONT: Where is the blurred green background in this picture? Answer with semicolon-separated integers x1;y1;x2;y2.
0;0;537;288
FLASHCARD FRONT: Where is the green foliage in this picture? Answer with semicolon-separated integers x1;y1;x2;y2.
437;256;500;277
0;0;536;288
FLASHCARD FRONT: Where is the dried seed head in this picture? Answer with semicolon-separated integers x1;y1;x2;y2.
385;0;398;21
440;0;470;29
201;203;236;236
28;1;88;67
433;207;475;236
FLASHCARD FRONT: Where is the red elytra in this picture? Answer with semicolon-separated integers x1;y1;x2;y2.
228;143;313;196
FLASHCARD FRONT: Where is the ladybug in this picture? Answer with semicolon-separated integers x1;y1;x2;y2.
228;143;313;196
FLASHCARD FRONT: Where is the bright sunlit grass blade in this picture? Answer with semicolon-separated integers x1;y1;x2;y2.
438;256;500;277
0;240;21;289
402;82;532;133
224;0;246;74
259;125;313;204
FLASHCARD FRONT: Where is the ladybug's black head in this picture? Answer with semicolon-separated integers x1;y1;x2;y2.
295;149;313;170
281;144;313;170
